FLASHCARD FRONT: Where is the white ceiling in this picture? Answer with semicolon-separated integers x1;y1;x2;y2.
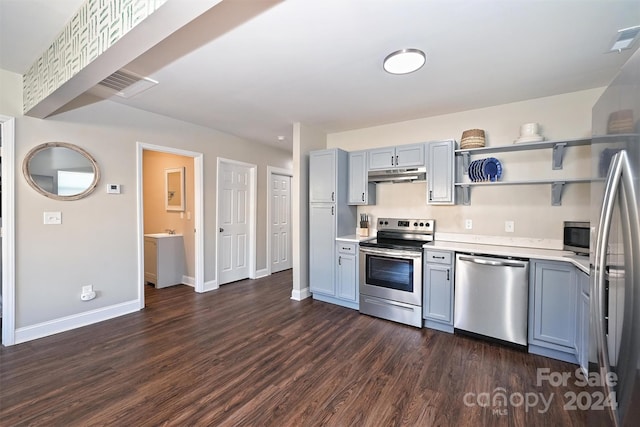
1;0;640;151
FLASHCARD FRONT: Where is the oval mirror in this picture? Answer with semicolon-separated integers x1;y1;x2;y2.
23;142;100;201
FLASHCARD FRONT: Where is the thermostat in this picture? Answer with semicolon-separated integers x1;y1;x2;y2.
106;184;121;194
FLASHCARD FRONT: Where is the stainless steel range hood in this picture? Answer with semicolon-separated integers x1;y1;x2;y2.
368;167;426;183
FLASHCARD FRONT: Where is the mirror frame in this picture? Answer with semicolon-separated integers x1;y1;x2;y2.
22;142;101;201
165;167;185;211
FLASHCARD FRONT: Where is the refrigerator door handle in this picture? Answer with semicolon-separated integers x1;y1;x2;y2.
593;150;640;426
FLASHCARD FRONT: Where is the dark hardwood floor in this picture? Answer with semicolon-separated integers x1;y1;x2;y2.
1;271;600;426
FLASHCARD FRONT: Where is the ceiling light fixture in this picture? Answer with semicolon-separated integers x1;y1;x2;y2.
609;25;640;52
383;48;426;75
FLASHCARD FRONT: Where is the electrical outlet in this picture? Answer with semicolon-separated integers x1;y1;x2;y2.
505;221;515;233
465;219;473;230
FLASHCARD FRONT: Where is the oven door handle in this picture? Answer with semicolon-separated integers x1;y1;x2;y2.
359;247;423;259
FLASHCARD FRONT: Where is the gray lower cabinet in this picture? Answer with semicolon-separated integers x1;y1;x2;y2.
335;242;359;309
423;250;454;333
576;270;590;375
528;259;579;363
427;140;455;205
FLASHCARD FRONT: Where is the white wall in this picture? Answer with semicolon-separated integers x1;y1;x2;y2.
1;68;292;333
327;88;604;247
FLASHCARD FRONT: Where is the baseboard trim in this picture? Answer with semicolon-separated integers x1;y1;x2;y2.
14;300;140;344
291;287;311;301
255;268;269;279
202;279;219;292
182;275;195;288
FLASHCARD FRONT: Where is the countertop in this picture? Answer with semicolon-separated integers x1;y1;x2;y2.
336;234;375;243
144;233;184;238
424;240;590;274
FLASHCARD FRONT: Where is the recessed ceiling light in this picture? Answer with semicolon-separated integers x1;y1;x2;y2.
383;48;426;75
609;25;640;52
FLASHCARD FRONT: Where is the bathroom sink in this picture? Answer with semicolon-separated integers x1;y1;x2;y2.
144;233;182;238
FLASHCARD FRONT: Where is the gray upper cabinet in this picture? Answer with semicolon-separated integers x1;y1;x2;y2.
348;150;376;205
309;149;336;203
368;143;425;170
427;140;455;205
528;260;578;363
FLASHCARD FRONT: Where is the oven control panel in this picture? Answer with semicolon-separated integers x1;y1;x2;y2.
377;218;435;233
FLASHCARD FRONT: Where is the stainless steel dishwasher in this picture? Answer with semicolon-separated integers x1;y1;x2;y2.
454;253;529;347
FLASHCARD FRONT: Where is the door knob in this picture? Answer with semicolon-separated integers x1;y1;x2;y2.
219;228;224;232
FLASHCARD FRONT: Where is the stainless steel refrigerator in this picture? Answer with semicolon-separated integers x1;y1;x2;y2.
590;46;640;427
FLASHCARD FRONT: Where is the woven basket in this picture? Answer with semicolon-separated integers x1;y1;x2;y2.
461;129;485;139
460;129;486;149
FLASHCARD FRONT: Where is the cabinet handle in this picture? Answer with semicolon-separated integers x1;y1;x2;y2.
395;155;398;165
331;191;335;202
362;192;365;201
391;155;394;166
331;206;334;215
433;255;445;259
429;190;433;201
447;269;450;281
338;256;342;265
219;228;224;232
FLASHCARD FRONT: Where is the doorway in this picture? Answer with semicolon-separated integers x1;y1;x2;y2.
268;167;293;274
136;142;204;308
216;157;257;285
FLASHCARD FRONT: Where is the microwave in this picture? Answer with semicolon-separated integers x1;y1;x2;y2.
563;221;590;255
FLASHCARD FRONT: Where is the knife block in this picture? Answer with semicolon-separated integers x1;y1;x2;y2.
357;227;369;237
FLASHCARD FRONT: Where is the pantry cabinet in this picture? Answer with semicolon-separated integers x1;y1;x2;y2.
309;148;357;304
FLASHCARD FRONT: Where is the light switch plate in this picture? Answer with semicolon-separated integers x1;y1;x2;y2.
44;211;62;225
505;220;515;233
106;184;121;194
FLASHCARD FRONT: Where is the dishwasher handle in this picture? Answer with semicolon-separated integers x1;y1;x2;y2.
457;255;528;268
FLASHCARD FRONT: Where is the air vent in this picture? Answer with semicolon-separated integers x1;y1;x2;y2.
609;25;640;52
97;69;158;98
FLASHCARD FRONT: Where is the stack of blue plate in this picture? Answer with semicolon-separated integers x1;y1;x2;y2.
468;157;502;182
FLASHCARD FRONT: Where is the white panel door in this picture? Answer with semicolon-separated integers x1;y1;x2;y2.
271;173;292;273
219;162;251;284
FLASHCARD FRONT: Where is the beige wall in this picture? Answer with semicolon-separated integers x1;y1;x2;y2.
1;68;292;329
327;88;604;247
143;151;195;278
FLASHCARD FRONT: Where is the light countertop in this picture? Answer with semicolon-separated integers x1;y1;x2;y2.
144;233;184;238
336;234;375;243
424;240;590;274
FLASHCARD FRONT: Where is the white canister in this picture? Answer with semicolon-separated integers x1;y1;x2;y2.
520;122;540;136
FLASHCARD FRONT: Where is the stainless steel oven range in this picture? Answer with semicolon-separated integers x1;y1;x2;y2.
359;218;434;327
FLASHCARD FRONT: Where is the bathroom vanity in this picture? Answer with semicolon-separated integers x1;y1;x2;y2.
144;233;185;288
